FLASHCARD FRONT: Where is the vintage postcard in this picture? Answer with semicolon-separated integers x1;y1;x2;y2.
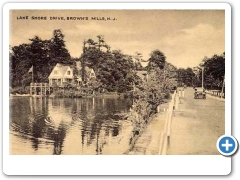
3;3;232;175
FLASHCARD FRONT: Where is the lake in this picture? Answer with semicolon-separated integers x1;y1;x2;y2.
9;96;133;155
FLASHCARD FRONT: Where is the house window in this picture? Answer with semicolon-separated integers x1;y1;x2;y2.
67;71;71;75
54;70;58;74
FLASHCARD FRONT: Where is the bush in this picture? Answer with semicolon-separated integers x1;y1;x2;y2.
10;86;29;94
164;92;171;99
53;89;85;98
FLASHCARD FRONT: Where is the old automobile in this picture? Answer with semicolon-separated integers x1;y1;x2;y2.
194;87;206;99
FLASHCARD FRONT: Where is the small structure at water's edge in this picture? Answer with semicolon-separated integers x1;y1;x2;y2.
30;83;51;96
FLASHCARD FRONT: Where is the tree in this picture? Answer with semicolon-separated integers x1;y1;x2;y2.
10;29;72;88
148;50;166;69
49;29;72;65
133;52;144;70
79;36;136;93
129;54;177;132
51;30;71;58
177;67;195;86
11;43;33;87
200;52;225;89
29;36;51;82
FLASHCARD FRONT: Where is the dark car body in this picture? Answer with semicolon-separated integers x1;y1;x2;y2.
194;88;206;99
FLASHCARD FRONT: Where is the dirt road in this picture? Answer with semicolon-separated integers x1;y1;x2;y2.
168;88;225;155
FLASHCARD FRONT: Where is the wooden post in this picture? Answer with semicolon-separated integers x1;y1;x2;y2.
40;83;43;96
167;109;172;146
34;83;36;95
162;133;168;155
30;83;32;95
164;112;169;134
202;67;204;89
158;131;164;155
45;83;47;96
31;66;34;83
168;102;172;112
220;74;225;98
175;95;179;110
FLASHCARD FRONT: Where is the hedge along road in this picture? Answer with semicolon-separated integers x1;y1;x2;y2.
168;87;225;155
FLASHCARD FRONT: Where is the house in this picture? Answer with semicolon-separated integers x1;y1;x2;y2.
136;71;148;82
48;63;74;87
75;61;96;84
48;62;97;87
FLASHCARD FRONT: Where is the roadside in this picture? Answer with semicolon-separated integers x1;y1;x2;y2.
126;88;225;155
206;93;225;102
167;88;225;155
126;103;168;155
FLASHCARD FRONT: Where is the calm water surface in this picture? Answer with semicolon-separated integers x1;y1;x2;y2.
10;97;133;155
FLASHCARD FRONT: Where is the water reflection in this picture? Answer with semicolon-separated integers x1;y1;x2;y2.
10;97;133;155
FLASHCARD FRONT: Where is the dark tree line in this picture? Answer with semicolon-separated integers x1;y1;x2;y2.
10;31;142;93
10;29;72;88
10;28;224;94
200;53;225;90
176;52;225;89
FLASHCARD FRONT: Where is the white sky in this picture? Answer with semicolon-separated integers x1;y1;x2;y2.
10;10;225;68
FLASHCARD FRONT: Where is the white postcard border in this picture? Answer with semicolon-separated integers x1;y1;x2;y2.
3;2;231;175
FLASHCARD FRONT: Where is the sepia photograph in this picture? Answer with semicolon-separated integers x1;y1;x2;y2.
9;8;225;156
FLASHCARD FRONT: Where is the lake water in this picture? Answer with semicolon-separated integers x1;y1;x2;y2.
9;97;133;155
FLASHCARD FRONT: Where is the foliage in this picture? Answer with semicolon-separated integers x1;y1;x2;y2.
53;89;83;98
133;51;144;71
80;36;136;93
148;50;166;69
177;67;195;87
86;77;103;91
10;29;72;88
10;86;30;95
128;56;177;134
200;52;225;90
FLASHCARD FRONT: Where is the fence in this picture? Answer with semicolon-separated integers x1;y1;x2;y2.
205;90;225;99
158;90;179;155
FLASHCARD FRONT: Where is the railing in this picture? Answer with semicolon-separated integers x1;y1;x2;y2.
30;83;49;87
158;90;178;155
206;90;225;99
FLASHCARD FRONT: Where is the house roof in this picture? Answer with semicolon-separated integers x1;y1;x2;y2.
48;63;73;79
76;61;96;77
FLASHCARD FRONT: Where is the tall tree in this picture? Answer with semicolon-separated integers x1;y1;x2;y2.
11;43;33;87
49;29;72;65
10;29;72;87
148;50;166;69
200;52;225;89
29;36;51;82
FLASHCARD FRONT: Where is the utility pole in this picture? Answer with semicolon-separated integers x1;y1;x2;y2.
81;39;86;83
220;74;225;98
202;67;204;89
32;66;34;83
